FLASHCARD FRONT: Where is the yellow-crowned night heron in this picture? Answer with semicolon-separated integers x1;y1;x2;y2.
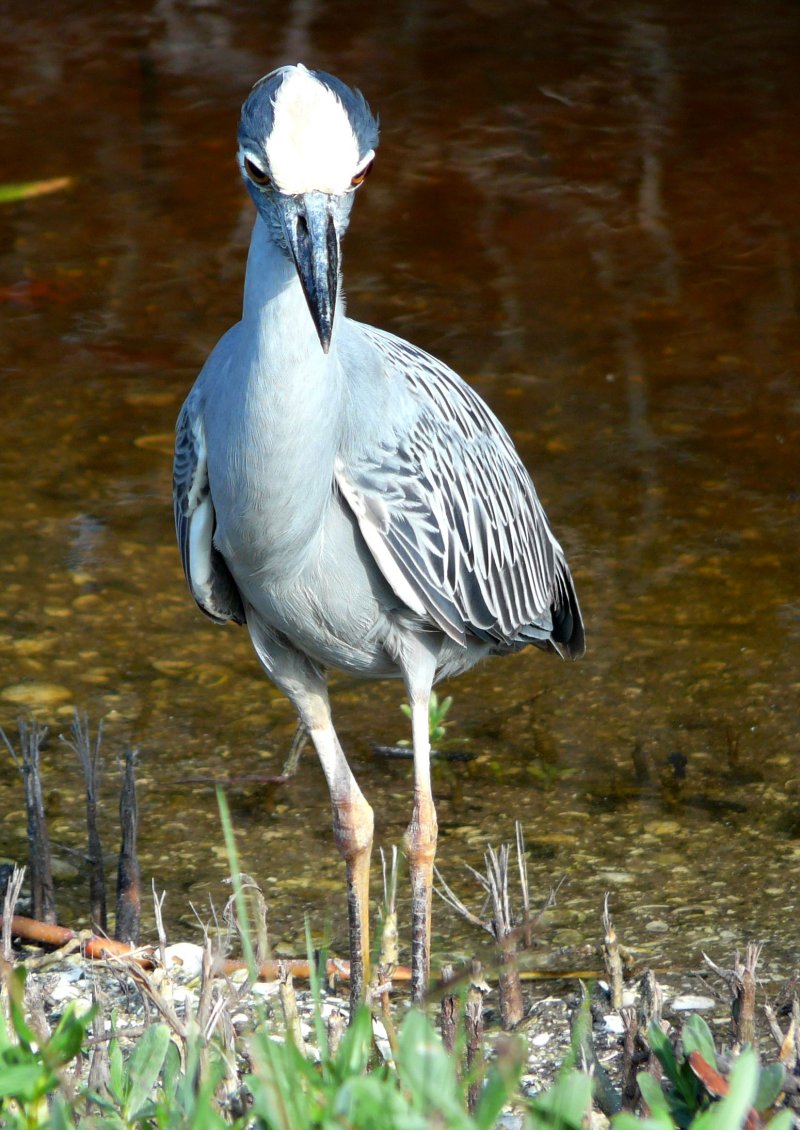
173;64;584;1007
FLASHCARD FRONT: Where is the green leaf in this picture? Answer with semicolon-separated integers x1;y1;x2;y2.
48;1095;78;1130
614;1117;673;1130
396;1009;464;1120
7;967;37;1054
160;1036;183;1102
701;1048;759;1129
124;1023;172;1118
107;1039;127;1104
687;1107;723;1130
473;1037;525;1130
754;1061;786;1112
45;1002;96;1067
681;1014;718;1068
333;1073;428;1130
0;1062;55;1102
648;1023;680;1087
765;1111;794;1130
331;1004;373;1079
529;1069;593;1129
637;1071;672;1118
247;1035;316;1130
648;1021;700;1114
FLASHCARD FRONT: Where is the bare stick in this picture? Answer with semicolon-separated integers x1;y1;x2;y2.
115;747;140;945
465;987;484;1115
327;1007;346;1059
122;959;188;1040
152;881;168;970
278;961;306;1052
437;842;524;1028
376;846;399;1058
61;712;106;933
3;720;56;924
602;894;624;1010
485;845;524;1028
2;865;26;963
280;723;308;778
620;1006;639;1110
224;873;270;972
87;981;110;1109
703;944;761;1049
733;943;760;1049
515;821;531;947
439;962;459;1056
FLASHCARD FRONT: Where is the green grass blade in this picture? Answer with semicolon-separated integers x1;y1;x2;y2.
124;1022;172;1119
217;786;258;980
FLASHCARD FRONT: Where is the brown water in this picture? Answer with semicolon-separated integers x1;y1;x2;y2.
0;2;798;977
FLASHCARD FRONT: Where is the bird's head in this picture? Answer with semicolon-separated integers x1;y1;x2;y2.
237;64;379;353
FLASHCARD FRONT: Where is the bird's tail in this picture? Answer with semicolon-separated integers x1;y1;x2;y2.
550;560;585;660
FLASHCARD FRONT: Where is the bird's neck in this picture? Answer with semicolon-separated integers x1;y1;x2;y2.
241;216;341;359
224;216;345;572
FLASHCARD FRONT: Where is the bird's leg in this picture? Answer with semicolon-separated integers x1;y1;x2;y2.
309;722;374;1013
402;648;439;1004
250;631;374;1017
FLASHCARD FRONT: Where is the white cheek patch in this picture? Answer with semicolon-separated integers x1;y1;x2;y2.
266;65;361;195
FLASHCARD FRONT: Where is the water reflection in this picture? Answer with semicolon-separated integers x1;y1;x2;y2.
0;1;797;974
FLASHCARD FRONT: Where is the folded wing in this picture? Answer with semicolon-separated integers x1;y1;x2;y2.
173;394;245;626
336;328;584;658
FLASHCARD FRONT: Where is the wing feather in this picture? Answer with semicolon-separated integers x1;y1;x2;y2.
337;326;584;657
173;395;245;626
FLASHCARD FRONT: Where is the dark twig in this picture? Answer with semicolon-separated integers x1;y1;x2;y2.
61;711;106;933
465;964;487;1116
2;720;56;924
439;963;459;1056
115;746;140;945
465;999;483;1115
620;1006;638;1108
640;970;665;1087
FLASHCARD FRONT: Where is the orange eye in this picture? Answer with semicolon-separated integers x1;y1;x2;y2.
244;157;271;186
351;159;374;188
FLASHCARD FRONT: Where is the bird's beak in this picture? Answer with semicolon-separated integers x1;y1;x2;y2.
280;193;340;354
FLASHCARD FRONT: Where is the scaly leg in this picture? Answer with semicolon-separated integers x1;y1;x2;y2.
310;722;374;1011
402;644;438;1004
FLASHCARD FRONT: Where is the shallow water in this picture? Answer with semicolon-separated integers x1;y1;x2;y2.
0;2;798;977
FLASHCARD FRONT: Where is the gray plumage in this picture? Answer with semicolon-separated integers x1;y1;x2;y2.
173;64;584;1003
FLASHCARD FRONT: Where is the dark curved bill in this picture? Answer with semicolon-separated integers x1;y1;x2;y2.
279;193;339;353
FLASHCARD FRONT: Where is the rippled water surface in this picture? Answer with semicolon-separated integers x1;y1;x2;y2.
0;2;798;975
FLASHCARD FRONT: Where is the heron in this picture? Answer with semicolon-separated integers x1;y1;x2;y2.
173;64;584;1008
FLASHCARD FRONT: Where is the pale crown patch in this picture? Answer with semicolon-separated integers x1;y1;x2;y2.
266;65;364;195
